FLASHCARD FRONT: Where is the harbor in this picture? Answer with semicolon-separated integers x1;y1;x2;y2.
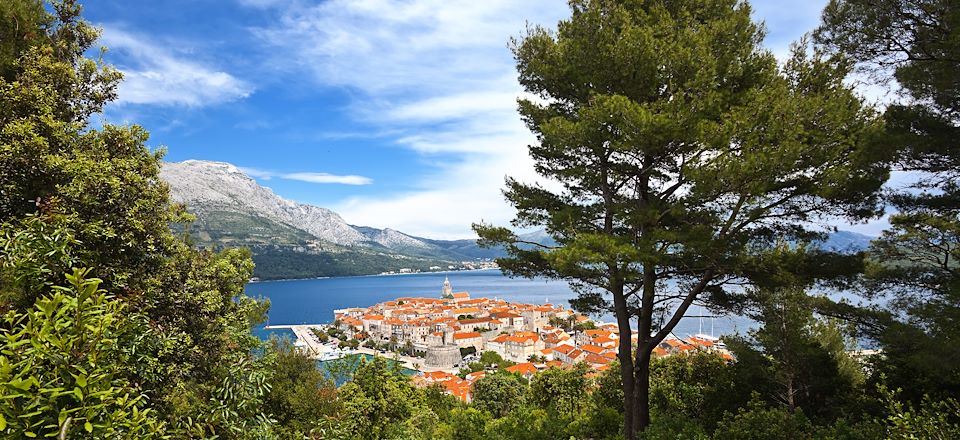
263;324;460;373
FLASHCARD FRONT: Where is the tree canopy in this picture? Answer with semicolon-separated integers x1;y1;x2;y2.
476;0;887;435
817;0;960;403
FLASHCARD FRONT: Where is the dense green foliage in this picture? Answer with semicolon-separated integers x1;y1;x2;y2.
816;0;960;406
0;1;275;437
474;0;886;436
1;0;958;438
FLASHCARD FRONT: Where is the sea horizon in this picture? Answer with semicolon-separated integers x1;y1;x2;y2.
246;269;751;341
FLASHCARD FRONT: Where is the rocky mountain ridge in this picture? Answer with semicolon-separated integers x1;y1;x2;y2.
160;159;875;279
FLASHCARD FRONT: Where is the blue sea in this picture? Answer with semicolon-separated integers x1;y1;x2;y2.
244;269;751;341
246;270;752;338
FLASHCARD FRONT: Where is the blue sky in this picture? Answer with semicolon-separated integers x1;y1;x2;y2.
81;0;888;239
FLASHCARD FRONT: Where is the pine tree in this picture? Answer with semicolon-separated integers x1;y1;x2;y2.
477;0;887;435
816;0;960;400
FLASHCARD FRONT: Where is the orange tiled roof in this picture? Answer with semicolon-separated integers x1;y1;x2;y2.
454;331;482;340
585;353;612;365
663;338;683;347
423;371;455;382
580;344;605;355
689;337;715;347
506;362;538;376
489;334;510;344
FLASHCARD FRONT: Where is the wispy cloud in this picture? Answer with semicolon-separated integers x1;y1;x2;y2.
284;172;373;185
239;167;373;185
100;28;253;107
247;0;568;238
246;0;886;239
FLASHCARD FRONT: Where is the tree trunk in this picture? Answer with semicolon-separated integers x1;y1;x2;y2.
611;276;636;439
634;265;657;433
634;347;652;432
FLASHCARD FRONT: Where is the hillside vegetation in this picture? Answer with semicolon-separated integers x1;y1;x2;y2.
0;0;956;439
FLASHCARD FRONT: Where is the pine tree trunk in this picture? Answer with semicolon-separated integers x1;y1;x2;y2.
634;348;652;432
620;345;636;440
634;265;657;434
612;277;636;439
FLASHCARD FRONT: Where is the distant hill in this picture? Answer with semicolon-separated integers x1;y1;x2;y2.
814;230;874;253
417;230;558;260
160;160;874;280
161;160;473;279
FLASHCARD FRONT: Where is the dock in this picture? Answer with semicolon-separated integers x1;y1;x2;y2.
264;324;455;374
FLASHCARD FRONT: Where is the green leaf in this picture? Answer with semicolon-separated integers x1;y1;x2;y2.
0;413;5;430
84;421;92;432
24;432;36;438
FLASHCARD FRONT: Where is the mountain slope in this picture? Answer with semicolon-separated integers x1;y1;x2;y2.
162;160;466;279
162;160;369;246
160;160;875;279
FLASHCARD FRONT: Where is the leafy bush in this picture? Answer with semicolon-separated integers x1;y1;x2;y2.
0;269;167;438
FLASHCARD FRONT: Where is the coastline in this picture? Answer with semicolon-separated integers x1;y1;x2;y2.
248;267;499;284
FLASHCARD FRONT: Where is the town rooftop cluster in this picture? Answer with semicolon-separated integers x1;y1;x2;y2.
331;278;733;402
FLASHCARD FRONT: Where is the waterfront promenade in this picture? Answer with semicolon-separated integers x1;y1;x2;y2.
264;324;458;374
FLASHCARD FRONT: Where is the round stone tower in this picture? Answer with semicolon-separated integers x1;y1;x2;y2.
425;345;462;368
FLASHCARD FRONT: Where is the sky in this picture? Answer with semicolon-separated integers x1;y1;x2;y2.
79;0;890;240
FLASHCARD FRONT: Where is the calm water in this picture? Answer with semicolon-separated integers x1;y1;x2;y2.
245;270;751;340
317;354;416;386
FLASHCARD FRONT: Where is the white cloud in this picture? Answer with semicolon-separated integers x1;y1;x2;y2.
239;167;373;185
237;166;275;180
284;172;373;185
100;28;253;107
250;0;569;238
251;0;893;239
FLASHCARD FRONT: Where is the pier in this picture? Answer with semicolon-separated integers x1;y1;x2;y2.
264;324;457;374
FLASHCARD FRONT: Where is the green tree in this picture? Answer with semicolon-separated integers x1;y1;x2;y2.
726;287;863;422
479;351;505;365
262;338;339;438
528;363;589;415
338;356;430;439
0;268;167;438
816;0;960;402
476;0;886;435
471;373;526;417
483;406;570;440
878;384;960;439
0;1;276;437
440;407;490;440
712;395;815;440
0;0;50;81
649;350;739;430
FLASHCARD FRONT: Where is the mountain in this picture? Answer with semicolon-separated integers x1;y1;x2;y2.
160;160;874;280
164;160;378;247
814;230;874;254
418;229;559;259
161;160;473;279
